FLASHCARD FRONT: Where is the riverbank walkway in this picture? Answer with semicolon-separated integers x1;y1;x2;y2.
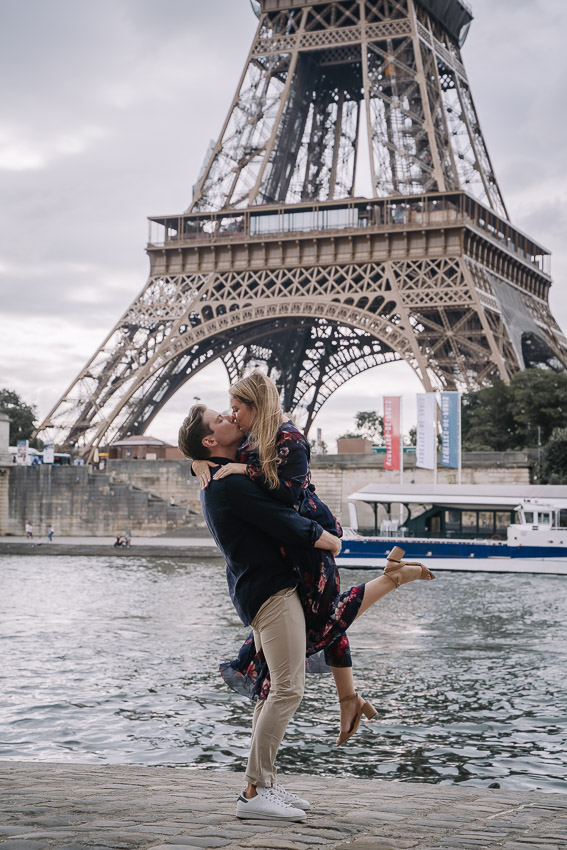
0;535;217;558
1;762;566;850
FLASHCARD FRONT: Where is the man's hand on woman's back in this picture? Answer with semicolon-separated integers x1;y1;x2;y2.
314;529;342;557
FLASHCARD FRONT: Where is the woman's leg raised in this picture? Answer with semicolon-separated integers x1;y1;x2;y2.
356;559;434;619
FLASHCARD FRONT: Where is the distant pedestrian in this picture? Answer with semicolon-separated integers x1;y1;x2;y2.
25;521;33;539
48;526;54;542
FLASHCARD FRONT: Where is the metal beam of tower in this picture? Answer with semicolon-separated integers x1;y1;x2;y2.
36;0;567;457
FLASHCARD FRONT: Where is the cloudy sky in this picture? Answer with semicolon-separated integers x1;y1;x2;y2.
1;0;566;450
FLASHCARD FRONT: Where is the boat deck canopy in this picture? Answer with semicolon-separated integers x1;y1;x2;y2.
347;484;567;511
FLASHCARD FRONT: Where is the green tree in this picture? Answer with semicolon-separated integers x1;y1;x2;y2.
510;370;567;446
354;410;384;444
541;427;567;484
0;389;39;446
461;371;567;451
461;380;516;450
309;438;328;454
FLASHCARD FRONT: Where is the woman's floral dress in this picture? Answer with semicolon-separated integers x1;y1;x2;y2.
219;420;365;701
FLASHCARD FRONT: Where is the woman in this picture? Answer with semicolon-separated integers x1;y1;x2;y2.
192;371;434;745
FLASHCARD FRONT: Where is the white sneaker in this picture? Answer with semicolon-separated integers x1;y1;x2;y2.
236;787;307;821
272;783;311;811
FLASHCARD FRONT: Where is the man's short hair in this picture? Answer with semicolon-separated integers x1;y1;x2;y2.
178;404;213;460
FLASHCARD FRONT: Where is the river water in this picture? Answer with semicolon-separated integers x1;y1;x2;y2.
1;554;566;792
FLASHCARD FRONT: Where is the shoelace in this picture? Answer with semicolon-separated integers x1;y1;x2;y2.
273;785;294;801
261;788;294;808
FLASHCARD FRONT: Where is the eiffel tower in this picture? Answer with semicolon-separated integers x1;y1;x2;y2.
38;0;567;456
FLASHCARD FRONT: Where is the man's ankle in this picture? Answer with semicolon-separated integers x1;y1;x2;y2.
244;783;258;798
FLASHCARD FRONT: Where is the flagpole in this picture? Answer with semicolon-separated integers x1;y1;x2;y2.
458;394;462;486
400;396;404;486
399;397;404;528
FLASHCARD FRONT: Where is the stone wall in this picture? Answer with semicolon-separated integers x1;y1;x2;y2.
0;467;9;536
107;459;202;516
2;465;189;537
1;452;534;537
0;413;11;534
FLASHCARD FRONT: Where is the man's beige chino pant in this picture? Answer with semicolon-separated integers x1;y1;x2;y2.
244;586;306;788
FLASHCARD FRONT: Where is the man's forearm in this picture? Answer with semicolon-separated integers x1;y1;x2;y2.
314;529;341;557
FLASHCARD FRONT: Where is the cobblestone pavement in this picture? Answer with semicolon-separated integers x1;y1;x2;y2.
1;762;566;850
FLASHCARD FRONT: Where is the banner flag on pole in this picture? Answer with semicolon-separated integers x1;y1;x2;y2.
416;393;436;470
383;397;401;470
440;392;460;469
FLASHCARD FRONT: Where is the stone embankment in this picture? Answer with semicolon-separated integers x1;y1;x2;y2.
1;761;566;849
1;451;535;539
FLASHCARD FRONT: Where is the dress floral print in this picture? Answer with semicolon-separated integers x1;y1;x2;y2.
219;421;365;701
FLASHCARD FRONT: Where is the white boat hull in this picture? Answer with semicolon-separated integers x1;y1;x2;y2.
336;555;567;575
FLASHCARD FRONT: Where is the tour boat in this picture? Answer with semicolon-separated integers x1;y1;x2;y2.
336;484;567;575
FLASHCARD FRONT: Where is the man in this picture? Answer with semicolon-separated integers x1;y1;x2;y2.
178;405;340;822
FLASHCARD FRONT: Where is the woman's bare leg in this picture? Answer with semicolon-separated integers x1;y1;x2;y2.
355;575;397;618
356;561;433;619
330;666;367;735
325;559;433;742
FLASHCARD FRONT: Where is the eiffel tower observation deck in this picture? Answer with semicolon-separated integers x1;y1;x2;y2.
37;0;567;457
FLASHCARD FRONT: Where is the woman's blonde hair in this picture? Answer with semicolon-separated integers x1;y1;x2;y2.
229;370;281;489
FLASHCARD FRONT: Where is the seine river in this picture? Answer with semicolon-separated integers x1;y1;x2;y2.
1;554;566;792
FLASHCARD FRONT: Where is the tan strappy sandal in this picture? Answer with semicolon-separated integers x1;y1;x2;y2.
336;693;378;747
383;546;435;587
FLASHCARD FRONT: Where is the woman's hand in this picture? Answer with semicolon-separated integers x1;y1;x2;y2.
192;459;217;490
213;462;247;480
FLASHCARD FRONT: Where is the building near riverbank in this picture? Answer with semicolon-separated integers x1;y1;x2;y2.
108;435;183;461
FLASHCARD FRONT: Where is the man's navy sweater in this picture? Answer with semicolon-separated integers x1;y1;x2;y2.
200;457;324;626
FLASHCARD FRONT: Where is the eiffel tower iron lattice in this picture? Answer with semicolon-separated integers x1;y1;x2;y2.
37;0;567;456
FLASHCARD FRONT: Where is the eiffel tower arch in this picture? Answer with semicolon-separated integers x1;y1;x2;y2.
37;0;567;455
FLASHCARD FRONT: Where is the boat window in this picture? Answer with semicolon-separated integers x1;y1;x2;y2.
538;512;551;525
559;509;567;528
430;515;441;533
478;511;494;533
524;511;534;524
444;510;460;533
495;511;511;534
462;511;477;534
